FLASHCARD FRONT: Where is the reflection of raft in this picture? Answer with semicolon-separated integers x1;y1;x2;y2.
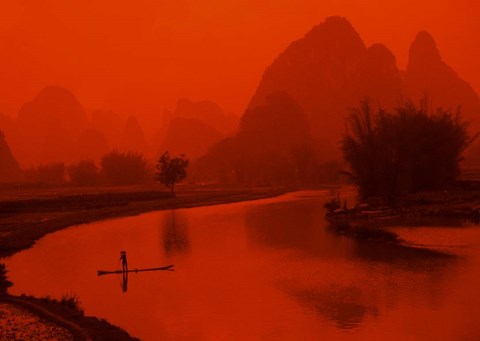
97;264;175;276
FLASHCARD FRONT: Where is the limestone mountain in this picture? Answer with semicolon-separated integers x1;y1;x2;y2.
152;99;238;161
173;98;238;135
249;16;368;140
195;92;313;184
159;118;225;161
120;116;147;153
11;86;88;166
405;31;480;125
0;130;22;183
91;110;124;149
199;16;480;182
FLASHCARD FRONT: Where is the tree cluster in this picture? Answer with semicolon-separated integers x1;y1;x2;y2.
342;99;475;201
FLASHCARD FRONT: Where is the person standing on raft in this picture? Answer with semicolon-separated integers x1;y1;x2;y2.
120;251;128;273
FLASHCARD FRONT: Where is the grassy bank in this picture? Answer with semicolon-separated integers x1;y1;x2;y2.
0;184;291;257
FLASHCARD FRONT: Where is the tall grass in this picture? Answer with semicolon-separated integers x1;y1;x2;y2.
342;99;476;201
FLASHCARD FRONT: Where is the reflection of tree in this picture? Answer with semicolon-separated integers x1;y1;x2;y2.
162;210;191;256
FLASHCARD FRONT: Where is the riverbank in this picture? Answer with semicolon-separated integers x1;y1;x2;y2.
326;183;480;223
0;184;291;340
0;184;291;257
0;294;139;341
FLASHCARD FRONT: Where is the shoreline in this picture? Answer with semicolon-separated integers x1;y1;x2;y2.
326;185;480;223
0;185;292;340
0;185;292;258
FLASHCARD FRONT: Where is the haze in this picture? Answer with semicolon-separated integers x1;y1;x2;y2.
0;0;479;127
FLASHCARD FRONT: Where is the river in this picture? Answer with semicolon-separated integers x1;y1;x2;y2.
4;189;480;340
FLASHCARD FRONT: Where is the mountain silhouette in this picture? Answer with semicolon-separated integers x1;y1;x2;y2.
11;86;88;166
249;16;367;140
174;98;238;135
406;31;480;124
0;130;22;183
195;92;312;184
91;110;124;150
120;116;147;153
152;98;238;161
199;16;480;182
76;128;109;161
159;117;225;161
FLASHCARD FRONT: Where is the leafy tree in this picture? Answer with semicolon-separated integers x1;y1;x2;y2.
23;163;66;184
342;99;475;201
156;152;189;195
68;160;99;186
100;151;149;185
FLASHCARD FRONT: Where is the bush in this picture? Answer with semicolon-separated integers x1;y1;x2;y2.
68;160;99;186
100;151;150;185
23;163;66;185
342;99;475;201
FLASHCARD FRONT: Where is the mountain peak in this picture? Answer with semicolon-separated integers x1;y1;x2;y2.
409;31;442;66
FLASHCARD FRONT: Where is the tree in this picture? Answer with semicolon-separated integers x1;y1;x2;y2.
24;163;66;185
342;99;475;201
100;151;150;185
156;152;189;195
68;160;98;186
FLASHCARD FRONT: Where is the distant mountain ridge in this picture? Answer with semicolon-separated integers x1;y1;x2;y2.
197;16;480;183
249;16;480;140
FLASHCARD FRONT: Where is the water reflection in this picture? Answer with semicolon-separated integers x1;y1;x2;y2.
245;194;462;333
3;190;480;340
122;272;128;293
162;210;191;257
294;286;378;330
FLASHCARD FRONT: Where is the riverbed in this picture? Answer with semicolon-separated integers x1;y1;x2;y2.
4;189;480;340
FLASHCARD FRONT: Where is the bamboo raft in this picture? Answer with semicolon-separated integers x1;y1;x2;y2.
97;264;175;276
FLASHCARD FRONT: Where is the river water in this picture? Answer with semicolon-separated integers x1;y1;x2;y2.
4;190;480;340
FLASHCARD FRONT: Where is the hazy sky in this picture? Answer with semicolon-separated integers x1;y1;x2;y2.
0;0;478;128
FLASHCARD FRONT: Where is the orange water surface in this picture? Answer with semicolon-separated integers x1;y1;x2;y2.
4;190;480;340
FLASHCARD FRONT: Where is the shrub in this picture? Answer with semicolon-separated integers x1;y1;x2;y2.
342;99;475;201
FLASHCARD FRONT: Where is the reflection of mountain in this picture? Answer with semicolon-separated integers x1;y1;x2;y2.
294;287;377;330
162;211;191;257
244;194;358;258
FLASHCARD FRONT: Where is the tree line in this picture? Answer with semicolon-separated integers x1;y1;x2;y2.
23;151;188;194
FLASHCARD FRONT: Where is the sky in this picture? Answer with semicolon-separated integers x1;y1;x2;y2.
0;0;479;129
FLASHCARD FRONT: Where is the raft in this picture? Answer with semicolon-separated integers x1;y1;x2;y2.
97;264;175;276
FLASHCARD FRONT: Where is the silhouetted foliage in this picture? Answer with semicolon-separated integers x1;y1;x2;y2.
342;99;475;201
100;151;149;185
23;163;66;184
68;160;99;186
0;263;12;294
156;152;189;195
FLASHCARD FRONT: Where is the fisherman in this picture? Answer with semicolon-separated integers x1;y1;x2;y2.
120;251;128;273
